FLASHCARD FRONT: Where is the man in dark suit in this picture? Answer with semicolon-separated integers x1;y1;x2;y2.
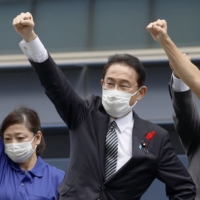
13;12;196;200
168;56;200;200
147;19;200;200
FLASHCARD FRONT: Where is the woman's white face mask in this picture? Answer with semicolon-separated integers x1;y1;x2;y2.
5;136;37;163
102;88;141;118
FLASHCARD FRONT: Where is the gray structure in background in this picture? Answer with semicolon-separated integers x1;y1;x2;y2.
0;0;199;125
0;1;200;199
0;0;200;54
1;61;200;126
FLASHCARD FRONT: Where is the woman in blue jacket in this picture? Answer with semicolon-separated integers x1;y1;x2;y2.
0;106;64;200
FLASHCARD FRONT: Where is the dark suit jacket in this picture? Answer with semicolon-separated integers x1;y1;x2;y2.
30;56;195;200
169;84;200;200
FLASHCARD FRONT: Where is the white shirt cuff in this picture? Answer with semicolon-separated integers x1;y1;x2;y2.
19;37;48;63
172;73;189;92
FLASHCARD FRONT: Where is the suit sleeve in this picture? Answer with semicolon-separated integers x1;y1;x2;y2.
0;139;5;161
169;85;200;156
157;132;196;200
29;55;88;130
0;139;8;179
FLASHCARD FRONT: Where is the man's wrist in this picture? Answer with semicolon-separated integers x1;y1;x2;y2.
173;72;180;79
159;35;172;48
23;31;37;42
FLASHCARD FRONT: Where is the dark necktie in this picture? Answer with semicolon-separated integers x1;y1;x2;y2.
96;121;118;200
105;121;118;180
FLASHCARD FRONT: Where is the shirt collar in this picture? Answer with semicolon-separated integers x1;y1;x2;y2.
110;111;133;133
30;156;46;177
10;156;46;177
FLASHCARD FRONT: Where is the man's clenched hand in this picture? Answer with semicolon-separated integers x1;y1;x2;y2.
146;19;169;44
13;12;37;42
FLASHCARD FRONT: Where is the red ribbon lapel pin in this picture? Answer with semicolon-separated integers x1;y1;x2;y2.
139;131;156;154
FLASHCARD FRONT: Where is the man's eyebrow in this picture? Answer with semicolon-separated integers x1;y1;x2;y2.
120;79;131;84
106;77;131;84
106;77;115;81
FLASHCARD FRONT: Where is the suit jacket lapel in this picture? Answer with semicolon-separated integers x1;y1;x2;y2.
92;110;109;179
132;112;149;159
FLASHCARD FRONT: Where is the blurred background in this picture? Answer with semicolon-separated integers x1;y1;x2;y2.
0;0;200;199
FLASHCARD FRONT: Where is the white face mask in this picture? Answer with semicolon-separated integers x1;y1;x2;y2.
5;136;37;163
102;88;141;118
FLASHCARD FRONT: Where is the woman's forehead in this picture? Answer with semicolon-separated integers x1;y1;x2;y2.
4;124;31;136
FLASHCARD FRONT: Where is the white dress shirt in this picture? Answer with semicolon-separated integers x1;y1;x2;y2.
172;73;189;92
19;37;134;172
20;37;48;62
110;111;133;171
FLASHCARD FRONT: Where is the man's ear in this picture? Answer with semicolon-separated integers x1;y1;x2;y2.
100;79;104;86
136;86;147;101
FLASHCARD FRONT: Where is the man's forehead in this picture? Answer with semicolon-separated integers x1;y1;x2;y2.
105;68;138;78
106;77;132;83
107;64;137;73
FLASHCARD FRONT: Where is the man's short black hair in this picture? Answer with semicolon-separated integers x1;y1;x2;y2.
102;54;145;87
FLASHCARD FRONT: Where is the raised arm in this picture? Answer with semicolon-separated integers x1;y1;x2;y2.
146;19;200;99
13;13;87;129
0;139;8;180
0;138;5;161
168;55;200;155
170;85;200;156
